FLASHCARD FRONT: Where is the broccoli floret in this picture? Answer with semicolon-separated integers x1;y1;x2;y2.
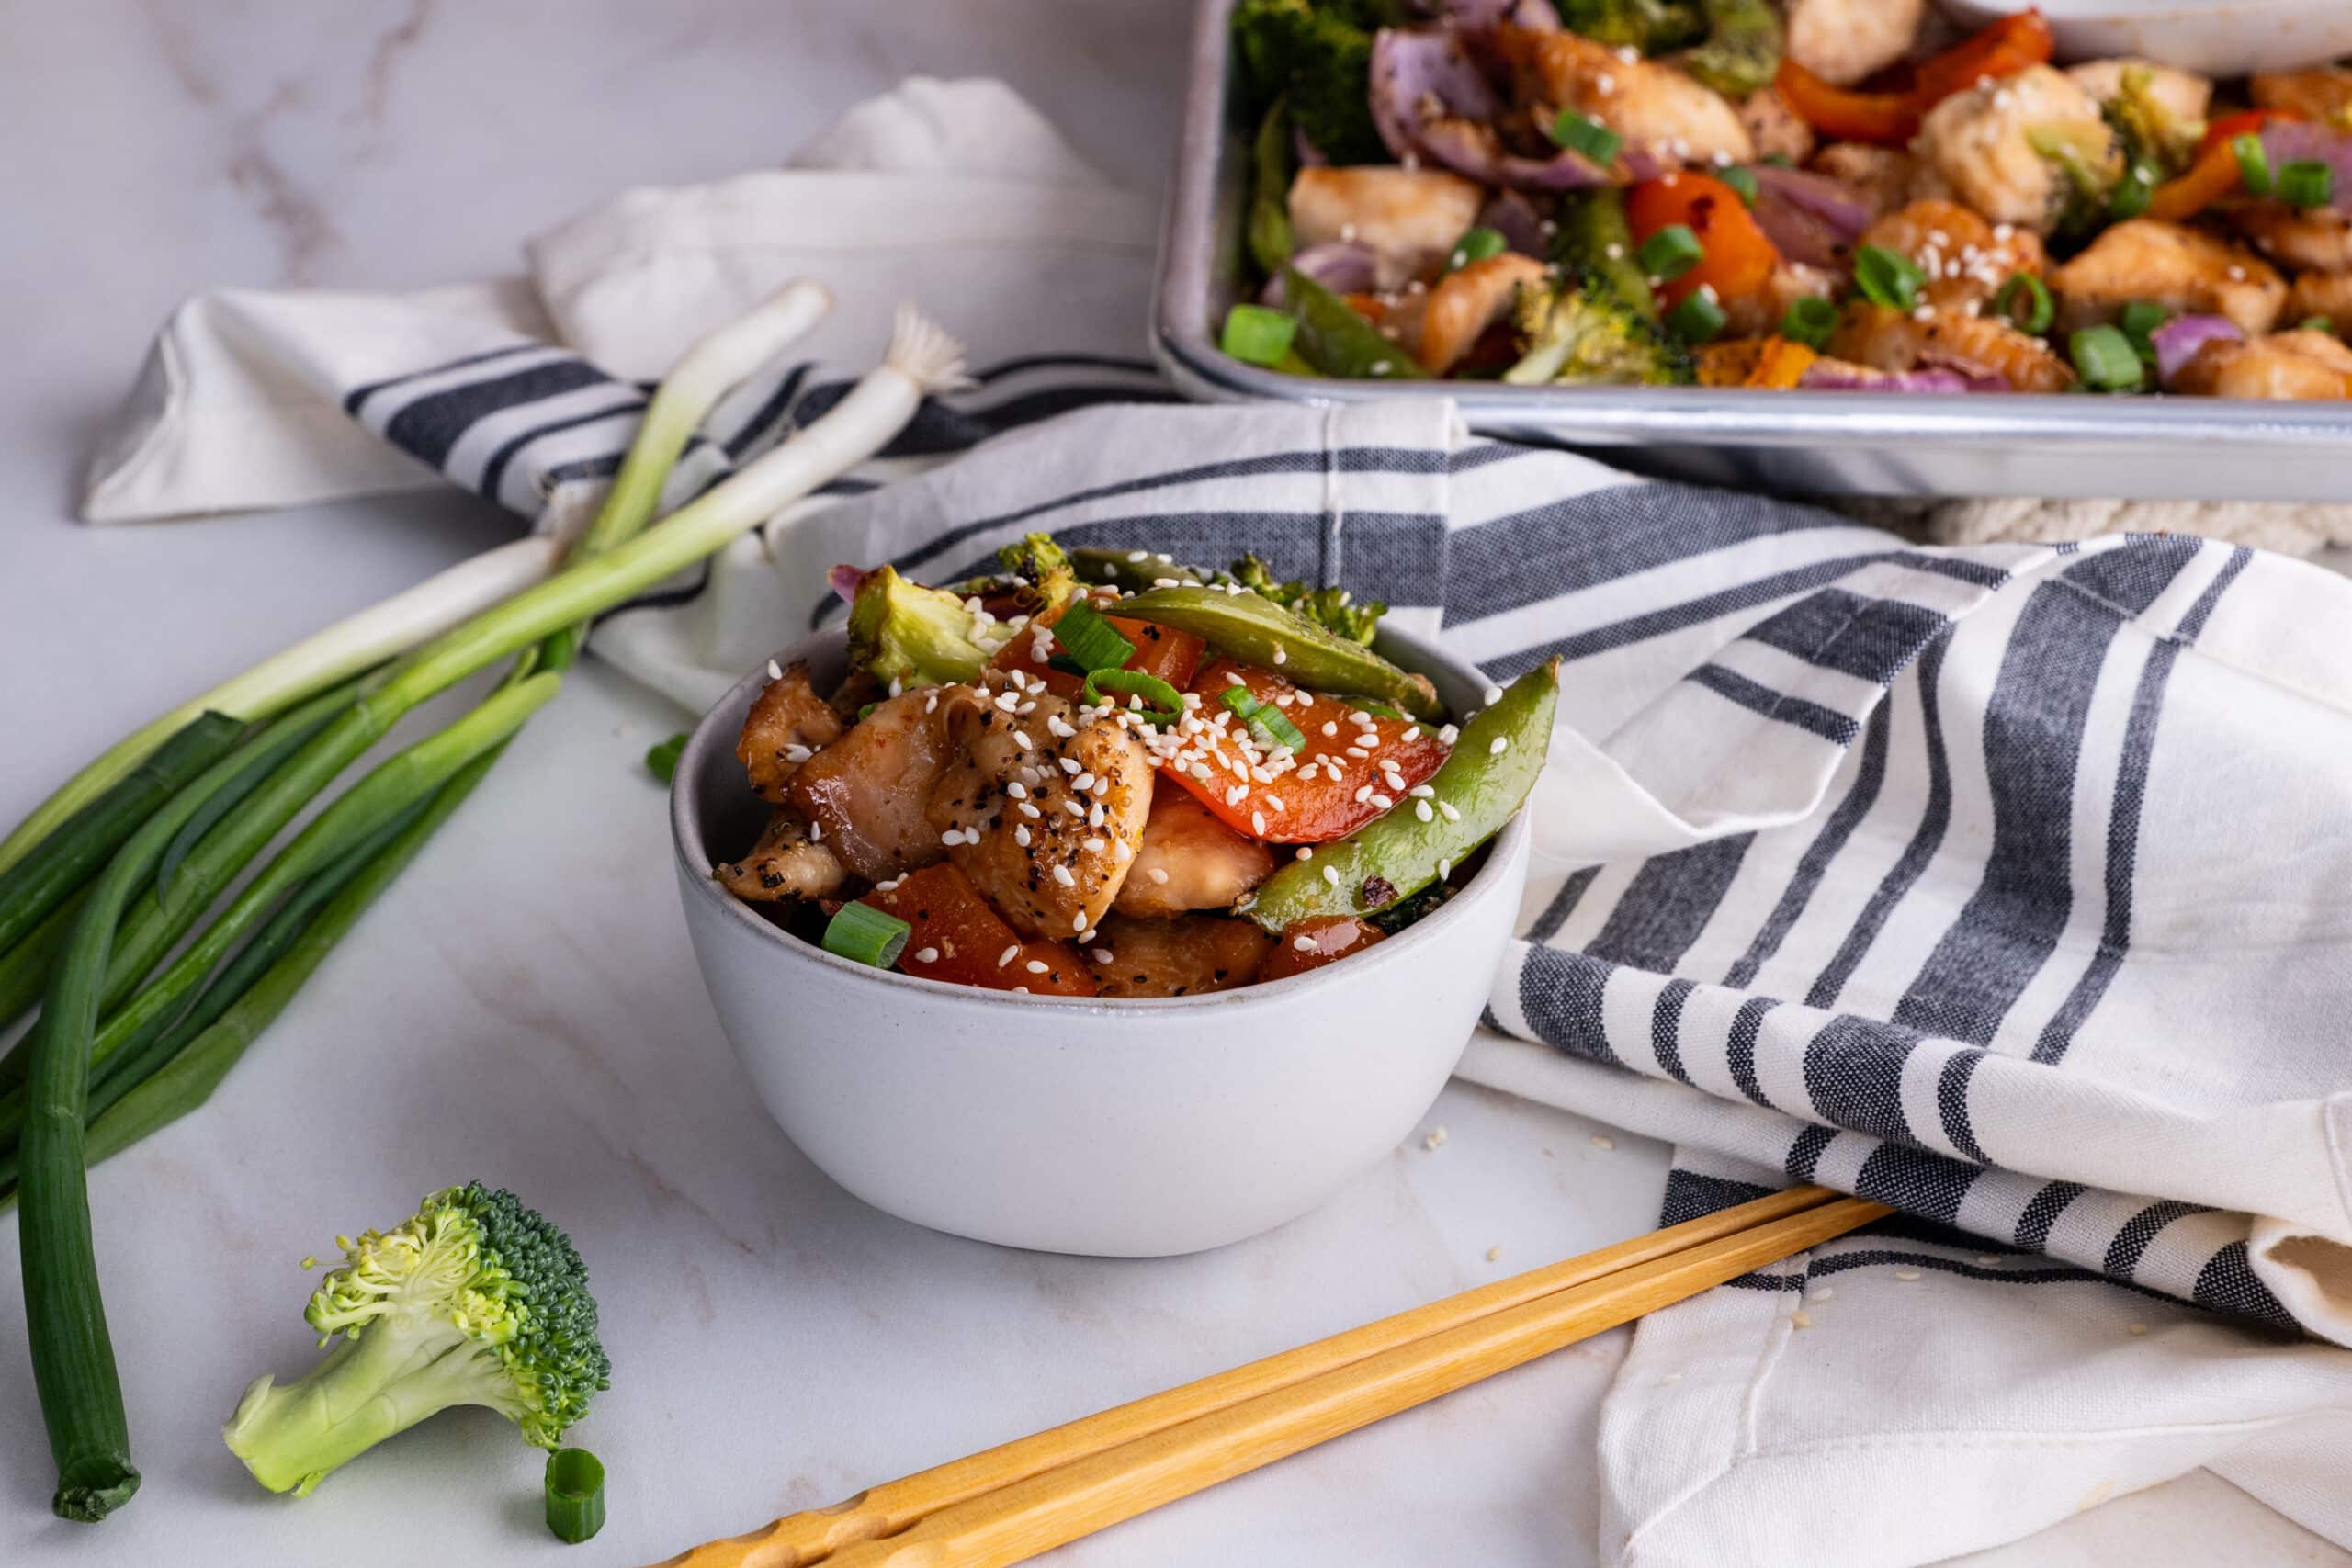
845;564;1015;688
1555;0;1705;52
2103;64;2200;178
995;532;1081;612
1502;274;1694;387
1231;0;1388;165
223;1184;610;1496
1227;555;1387;644
1683;0;1783;99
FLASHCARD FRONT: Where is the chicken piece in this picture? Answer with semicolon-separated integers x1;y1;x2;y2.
1914;65;2110;234
1416;253;1550;373
2231;206;2352;277
1288;166;1487;289
1503;28;1753;167
1737;85;1816;167
2289;272;2352;327
715;807;845;904
1721;262;1838;339
927;677;1153;939
1784;0;1925;88
2251;68;2352;127
1808;143;1924;220
736;660;844;804
786;689;964;884
1083;915;1272;998
2049;219;2287;337
1857;198;2048;311
2173;331;2352;400
1827;302;2076;391
1114;784;1276;919
2066;59;2213;126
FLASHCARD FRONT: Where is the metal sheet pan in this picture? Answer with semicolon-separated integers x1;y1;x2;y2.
1151;0;2352;502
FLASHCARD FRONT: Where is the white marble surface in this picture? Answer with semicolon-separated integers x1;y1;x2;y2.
3;4;2346;1565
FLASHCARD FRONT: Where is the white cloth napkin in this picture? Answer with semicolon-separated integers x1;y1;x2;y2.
80;78;2352;1568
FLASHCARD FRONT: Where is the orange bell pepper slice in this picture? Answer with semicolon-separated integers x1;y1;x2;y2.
2150;110;2306;222
1776;10;2053;145
1626;172;1781;308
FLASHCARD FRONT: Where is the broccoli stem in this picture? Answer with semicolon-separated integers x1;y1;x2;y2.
224;1314;526;1495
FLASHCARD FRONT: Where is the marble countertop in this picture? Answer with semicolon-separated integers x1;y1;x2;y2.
4;4;2344;1564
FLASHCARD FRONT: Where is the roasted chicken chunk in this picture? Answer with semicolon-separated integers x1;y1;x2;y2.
1114;784;1276;919
1287;166;1487;290
1784;0;1925;88
1914;65;2109;235
1856;199;2047;311
785;689;962;883
1083;915;1272;998
736;660;844;803
1502;28;1753;168
1828;302;2076;391
2173;331;2352;400
716;807;845;903
2050;220;2287;337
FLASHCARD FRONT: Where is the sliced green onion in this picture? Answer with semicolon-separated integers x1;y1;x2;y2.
1550;110;1622;165
2301;315;2336;334
1082;667;1185;723
1220;303;1299;367
1759;152;1795;169
2233;132;2274;197
1446;226;1509;273
1993;272;2054;334
1853;244;1927;311
1050;599;1136;673
2281;158;2333;209
1637;224;1703;282
2070;324;2146;391
1219;685;1308;752
1665;288;1727;344
1779;296;1838;350
822;902;911;968
644;733;687;784
545;1448;606;1544
1720;165;1758;207
2117;299;2170;364
2108;164;2154;220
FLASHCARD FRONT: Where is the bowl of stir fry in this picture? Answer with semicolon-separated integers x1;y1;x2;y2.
1156;0;2352;498
672;536;1556;1255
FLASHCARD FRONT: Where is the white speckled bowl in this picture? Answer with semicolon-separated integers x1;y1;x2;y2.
1938;0;2352;77
672;625;1532;1257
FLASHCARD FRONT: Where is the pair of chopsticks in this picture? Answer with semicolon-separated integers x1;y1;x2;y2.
654;1185;1887;1568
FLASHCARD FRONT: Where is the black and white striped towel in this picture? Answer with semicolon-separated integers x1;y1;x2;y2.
84;78;2351;1568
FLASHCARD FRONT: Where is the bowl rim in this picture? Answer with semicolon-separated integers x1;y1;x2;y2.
670;619;1534;1016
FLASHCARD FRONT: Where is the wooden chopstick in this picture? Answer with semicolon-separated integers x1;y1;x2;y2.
654;1186;1877;1568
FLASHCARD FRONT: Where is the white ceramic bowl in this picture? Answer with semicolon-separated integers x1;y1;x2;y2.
672;625;1532;1256
1937;0;2352;78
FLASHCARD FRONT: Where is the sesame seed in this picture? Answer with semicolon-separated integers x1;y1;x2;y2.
1013;730;1035;750
1894;1269;1922;1282
1114;838;1133;862
998;945;1020;968
1069;800;1089;818
1415;800;1433;821
1059;757;1082;775
1127;549;1149;561
1438;725;1459;744
2128;1322;2149;1337
1808;1284;1835;1302
1025;959;1050;974
1092;946;1115;963
1007;781;1027;800
1323;866;1341;886
1296;846;1313;860
1018;801;1042;819
1148;867;1170;885
1295;935;1317;952
1051;864;1076;887
1438;801;1461;822
1791;1310;1814;1329
1438;858;1452;878
783;743;812;762
1252;811;1267;834
1370;793;1394;809
1321;721;1339;737
1486;1245;1502;1261
766;659;783;681
1088;803;1105;827
1590;1134;1615;1151
1071;912;1087;931
913;946;939;964
941;829;965;846
1073;772;1096;792
1408;784;1434;798
1489;737;1510;755
1423;1124;1449;1149
1014;824;1032;847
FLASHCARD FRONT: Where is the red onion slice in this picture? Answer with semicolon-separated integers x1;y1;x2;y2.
1259;241;1382;307
1372;27;1622;190
829;564;869;604
2149;313;2243;387
2259;122;2352;215
1747;164;1871;270
1478;189;1550;256
1800;363;1982;393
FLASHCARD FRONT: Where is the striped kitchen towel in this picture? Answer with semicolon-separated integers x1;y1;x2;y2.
80;76;2350;1568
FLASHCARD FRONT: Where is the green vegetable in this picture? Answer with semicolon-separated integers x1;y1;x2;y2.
2103;63;2202;178
823;901;912;967
2118;299;2170;364
1666;288;1729;344
645;733;688;784
846;565;1014;688
1229;0;1388;165
1220;683;1309;751
1283;267;1426;379
223;1183;611;1496
1114;585;1443;719
2071;324;2146;391
1854;244;1927;310
1051;598;1137;672
1719;164;1758;206
2029;123;2126;247
1780;296;1839;350
2281;158;2334;209
156;687;361;902
1248;660;1559;930
1552;189;1658;325
1551;110;1623;166
1447;226;1510;273
1994;272;2054;334
2234;133;2274;197
1683;0;1783;99
1503;274;1693;386
1248;100;1297;277
1637;223;1703;282
1555;0;1704;52
546;1449;607;1544
1085;668;1186;722
2301;315;2336;335
1223;303;1301;367
1227;553;1387;644
2108;162;2155;220
993;532;1081;611
1070;547;1206;594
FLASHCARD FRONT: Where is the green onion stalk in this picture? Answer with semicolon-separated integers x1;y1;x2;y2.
13;286;967;1521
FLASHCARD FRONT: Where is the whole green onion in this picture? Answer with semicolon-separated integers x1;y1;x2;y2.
544;1448;608;1544
821;902;911;968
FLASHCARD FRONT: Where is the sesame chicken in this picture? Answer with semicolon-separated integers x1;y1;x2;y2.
2066;59;2213;125
1858;198;2049;311
785;689;965;883
715;807;846;903
1415;253;1550;373
1827;302;2077;391
736;660;843;803
2050;220;2288;337
1736;85;1815;167
2172;331;2352;400
2289;272;2352;327
1784;0;1926;88
2250;68;2352;127
1114;783;1275;919
1913;65;2111;235
1082;915;1272;998
1288;166;1487;290
2230;206;2352;277
1501;28;1753;168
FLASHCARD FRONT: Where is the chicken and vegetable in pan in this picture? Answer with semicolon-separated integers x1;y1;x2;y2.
714;536;1558;998
1224;0;2352;399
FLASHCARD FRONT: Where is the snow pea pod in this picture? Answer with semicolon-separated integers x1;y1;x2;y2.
1114;585;1442;719
1248;659;1558;932
1284;268;1427;380
1069;547;1204;595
